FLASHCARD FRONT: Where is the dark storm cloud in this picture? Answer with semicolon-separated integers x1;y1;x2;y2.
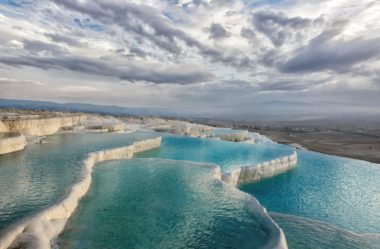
278;29;380;73
22;39;67;55
253;10;311;47
46;33;85;47
0;55;214;84
209;23;230;39
257;78;326;91
53;0;196;54
260;49;278;67
127;47;150;58
200;46;254;68
209;0;235;6
166;0;205;8
240;27;256;40
114;47;150;59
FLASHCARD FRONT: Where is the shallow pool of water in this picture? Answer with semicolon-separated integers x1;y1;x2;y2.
58;159;278;249
136;135;293;172
4;130;379;249
240;150;380;233
271;212;380;249
201;127;246;135
0;131;157;230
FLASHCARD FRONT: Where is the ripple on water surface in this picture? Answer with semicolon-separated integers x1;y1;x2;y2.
240;149;380;235
136;134;293;172
58;159;278;249
0;131;158;230
271;212;380;249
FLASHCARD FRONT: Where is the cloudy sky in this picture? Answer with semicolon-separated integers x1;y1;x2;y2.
0;0;379;118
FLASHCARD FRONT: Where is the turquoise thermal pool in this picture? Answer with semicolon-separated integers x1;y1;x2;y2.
58;159;281;249
201;127;247;135
239;149;380;249
0;131;157;230
135;134;293;172
270;212;380;249
1;129;380;249
240;150;380;233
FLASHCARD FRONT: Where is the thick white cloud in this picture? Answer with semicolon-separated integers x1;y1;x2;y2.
0;0;379;118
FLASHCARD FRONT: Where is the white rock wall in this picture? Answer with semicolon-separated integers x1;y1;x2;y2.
1;115;86;136
209;130;251;142
0;121;8;133
86;123;125;132
0;134;26;155
222;152;297;187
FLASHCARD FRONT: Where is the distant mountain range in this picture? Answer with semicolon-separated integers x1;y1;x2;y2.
0;98;378;122
0;98;170;117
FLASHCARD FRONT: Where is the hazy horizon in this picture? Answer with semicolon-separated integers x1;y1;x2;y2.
0;0;379;118
2;97;380;123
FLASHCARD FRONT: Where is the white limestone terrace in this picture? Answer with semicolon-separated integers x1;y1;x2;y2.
0;133;26;155
202;128;252;142
127;117;270;146
130;117;252;142
125;117;214;137
0;111;128;137
0;136;162;249
222;152;298;187
127;116;253;142
250;132;276;144
85;123;125;132
0;135;294;249
0;113;296;249
0;112;84;155
0;112;132;155
82;114;127;133
122;116;298;188
0;113;86;136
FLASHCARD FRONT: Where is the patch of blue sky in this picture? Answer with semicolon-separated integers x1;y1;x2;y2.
74;18;104;32
162;11;188;25
0;0;32;19
0;0;31;8
245;0;289;8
